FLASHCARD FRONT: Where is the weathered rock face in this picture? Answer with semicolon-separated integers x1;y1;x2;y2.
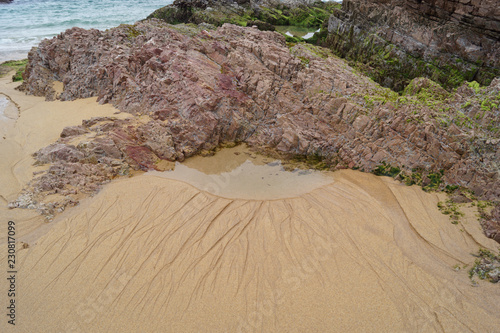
147;0;338;30
17;20;500;241
483;205;500;243
404;0;500;40
325;0;500;90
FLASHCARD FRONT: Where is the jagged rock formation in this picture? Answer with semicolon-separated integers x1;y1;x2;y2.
147;0;338;31
405;0;500;40
326;0;500;91
16;20;500;241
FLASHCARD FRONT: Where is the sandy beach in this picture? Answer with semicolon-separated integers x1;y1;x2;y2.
0;72;499;332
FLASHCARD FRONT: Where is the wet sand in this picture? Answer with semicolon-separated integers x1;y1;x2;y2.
148;145;336;200
1;75;500;332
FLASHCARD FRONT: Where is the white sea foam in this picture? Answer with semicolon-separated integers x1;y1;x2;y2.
0;0;173;62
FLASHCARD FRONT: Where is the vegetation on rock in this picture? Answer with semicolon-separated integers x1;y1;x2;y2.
322;1;500;92
468;249;500;284
0;59;28;82
146;0;340;41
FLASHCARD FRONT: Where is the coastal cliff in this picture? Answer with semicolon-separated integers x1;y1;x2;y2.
326;0;500;90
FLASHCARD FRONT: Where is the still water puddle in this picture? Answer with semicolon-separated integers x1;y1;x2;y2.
147;145;334;200
0;95;18;122
275;26;320;39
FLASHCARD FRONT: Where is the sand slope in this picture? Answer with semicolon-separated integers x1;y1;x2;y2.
0;75;127;242
2;170;497;332
1;74;499;333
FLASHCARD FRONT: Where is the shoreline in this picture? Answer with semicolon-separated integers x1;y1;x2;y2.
0;0;173;63
1;0;499;329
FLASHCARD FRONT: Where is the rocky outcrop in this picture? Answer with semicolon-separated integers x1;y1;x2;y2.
404;0;500;40
16;20;500;241
483;205;500;243
147;0;339;30
325;0;500;91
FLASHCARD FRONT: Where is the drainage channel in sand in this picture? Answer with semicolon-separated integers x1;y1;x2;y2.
1;81;499;331
8;163;500;332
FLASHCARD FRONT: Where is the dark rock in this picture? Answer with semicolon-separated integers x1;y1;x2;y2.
246;20;275;31
324;0;500;90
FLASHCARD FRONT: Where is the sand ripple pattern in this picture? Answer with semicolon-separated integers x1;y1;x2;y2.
12;171;500;332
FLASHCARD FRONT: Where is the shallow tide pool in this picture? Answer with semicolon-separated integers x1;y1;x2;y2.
147;145;334;200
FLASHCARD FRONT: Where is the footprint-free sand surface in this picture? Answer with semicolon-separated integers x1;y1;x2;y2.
1;75;499;332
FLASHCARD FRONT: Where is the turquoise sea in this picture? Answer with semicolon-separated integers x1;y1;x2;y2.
0;0;173;62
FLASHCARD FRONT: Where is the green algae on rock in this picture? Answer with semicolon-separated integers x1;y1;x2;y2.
146;0;340;31
323;0;500;92
0;59;28;82
469;249;500;284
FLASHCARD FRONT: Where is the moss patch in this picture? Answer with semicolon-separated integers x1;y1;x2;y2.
468;249;500;284
148;2;340;30
120;24;144;40
372;161;448;193
0;59;28;82
372;161;401;178
257;3;340;28
437;199;464;224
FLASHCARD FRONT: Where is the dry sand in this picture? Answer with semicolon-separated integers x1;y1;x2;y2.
1;75;500;332
0;75;128;242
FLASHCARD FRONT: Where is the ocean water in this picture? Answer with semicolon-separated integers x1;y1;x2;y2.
0;0;173;62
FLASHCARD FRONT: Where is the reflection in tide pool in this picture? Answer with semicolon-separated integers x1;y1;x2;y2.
147;146;334;200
